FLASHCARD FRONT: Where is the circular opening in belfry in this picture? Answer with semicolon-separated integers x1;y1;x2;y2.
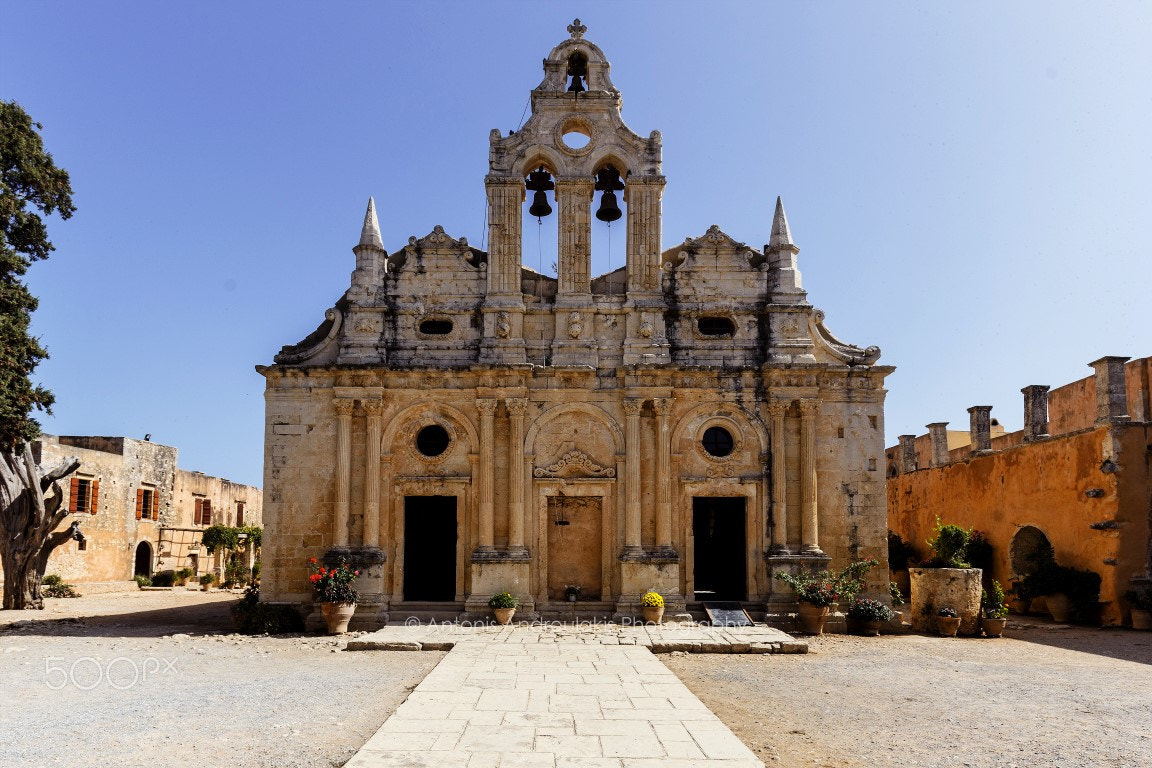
702;426;735;458
416;424;450;457
561;130;591;150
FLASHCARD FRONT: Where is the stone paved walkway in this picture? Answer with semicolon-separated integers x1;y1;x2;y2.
345;639;765;768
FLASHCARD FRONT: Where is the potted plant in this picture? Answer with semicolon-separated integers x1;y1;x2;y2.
1123;588;1152;630
889;581;906;624
309;556;359;634
937;606;961;637
847;598;894;636
488;591;517;625
981;580;1009;637
775;559;878;635
564;584;581;603
199;573;215;591
909;519;983;635
640;591;664;625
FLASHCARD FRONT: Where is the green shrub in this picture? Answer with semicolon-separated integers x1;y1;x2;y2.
889;581;905;606
924;517;971;568
199;573;216;586
150;570;176;587
983;580;1008;619
42;574;81;598
175;568;193;586
134;574;152;588
848;598;894;622
488;591;517;609
230;586;304;634
225;559;250;588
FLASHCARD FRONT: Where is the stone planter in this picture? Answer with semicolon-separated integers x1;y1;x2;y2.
910;567;982;636
982;617;1008;638
937;616;961;637
1131;609;1151;630
321;602;356;634
642;605;664;625
493;607;516;625
796;602;830;635
1046;593;1071;623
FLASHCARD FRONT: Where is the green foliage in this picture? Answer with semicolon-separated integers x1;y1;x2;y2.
41;573;80;598
641;590;664;608
887;530;916;571
200;524;262;554
251;559;261;583
134;575;152;588
966;530;993;574
199;573;216;586
983;580;1008;619
150;570;175;587
924;517;972;568
938;606;958;618
175;568;193;586
488;591;517;609
774;559;879;607
308;557;359;604
848;598;894;622
225;558;250;588
0;101;75;450
230;585;304;635
888;581;905;606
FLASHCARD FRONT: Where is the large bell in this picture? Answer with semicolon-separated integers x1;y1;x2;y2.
525;167;554;218
567;52;587;93
594;165;625;223
567;74;586;93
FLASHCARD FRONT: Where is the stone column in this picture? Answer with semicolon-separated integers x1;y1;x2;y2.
624;175;665;293
333;399;355;549
652;398;673;552
484;175;525;296
1089;356;1131;424
622;398;644;555
476;399;498;552
1021;385;1051;442
798;399;823;555
505;398;528;554
898;435;918;474
767;401;789;553
927;422;950;467
554;178;594;296
967;406;993;454
362;400;384;548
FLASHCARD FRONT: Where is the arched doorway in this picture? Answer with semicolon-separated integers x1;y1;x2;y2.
134;541;152;578
1010;526;1052;575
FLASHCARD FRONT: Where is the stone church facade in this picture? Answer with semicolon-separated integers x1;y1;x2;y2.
258;22;893;627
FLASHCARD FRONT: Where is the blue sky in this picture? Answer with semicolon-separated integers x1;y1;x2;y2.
3;2;1150;488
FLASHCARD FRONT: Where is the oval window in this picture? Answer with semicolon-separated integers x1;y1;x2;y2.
419;319;453;335
702;426;734;458
561;131;591;150
698;317;735;336
416;425;450;457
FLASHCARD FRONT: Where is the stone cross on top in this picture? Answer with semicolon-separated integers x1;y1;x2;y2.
567;18;587;39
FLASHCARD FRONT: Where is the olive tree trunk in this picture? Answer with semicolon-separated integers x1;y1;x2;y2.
0;442;81;609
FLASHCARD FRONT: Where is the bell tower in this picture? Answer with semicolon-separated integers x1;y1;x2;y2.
480;20;669;366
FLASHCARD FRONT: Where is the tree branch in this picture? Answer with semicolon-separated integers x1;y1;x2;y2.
40;456;80;491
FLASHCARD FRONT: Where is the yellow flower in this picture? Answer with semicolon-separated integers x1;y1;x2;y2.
641;591;664;607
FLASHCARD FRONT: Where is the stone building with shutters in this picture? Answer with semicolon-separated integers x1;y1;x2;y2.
0;434;263;590
257;21;893;627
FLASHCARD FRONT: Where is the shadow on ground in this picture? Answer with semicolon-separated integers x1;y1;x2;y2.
0;598;240;637
1008;618;1152;666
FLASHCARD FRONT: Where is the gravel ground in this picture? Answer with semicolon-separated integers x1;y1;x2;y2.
0;591;441;768
663;623;1152;768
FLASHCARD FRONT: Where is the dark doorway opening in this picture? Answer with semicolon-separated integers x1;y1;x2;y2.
692;497;747;601
404;496;457;601
134;541;152;578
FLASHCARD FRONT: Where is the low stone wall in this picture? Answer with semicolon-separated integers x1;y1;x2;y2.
909;567;982;635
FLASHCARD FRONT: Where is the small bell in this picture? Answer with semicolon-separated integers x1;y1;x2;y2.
567;52;588;93
525;167;554;218
595;165;625;223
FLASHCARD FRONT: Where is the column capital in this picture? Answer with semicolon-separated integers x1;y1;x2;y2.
362;399;386;417
652;398;673;416
622;398;645;417
798;398;820;416
476;398;498;416
766;401;790;418
334;399;356;417
505;398;528;417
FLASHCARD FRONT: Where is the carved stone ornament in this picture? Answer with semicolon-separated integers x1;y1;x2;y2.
505;398;528;417
567;18;587;39
334;399;356;417
496;311;511;339
568;311;583;339
638;316;654;338
533;449;616;478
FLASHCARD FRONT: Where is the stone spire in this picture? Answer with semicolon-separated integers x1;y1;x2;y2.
769;196;796;252
357;197;384;251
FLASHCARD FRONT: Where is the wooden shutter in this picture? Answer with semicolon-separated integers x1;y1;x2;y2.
135;489;143;520
203;499;212;526
236;502;244;527
69;478;79;512
90;480;99;515
152;491;159;520
194;498;202;525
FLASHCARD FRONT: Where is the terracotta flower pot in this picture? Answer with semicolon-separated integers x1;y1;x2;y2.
1046;593;1072;623
937;616;961;637
982;617;1007;638
321;602;356;634
493;607;516;625
1131;609;1151;630
797;602;830;635
642;605;664;625
860;619;884;637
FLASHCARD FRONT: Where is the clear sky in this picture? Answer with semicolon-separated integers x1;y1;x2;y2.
3;2;1150;488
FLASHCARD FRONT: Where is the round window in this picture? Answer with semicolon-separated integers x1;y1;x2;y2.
416;424;450;457
702;426;734;458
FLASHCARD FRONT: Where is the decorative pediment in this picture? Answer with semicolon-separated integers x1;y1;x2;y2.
533;449;616;478
274;305;343;365
810;309;882;365
667;225;761;269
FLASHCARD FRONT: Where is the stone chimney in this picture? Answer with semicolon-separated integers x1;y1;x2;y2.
897;435;917;474
1021;385;1050;442
1089;356;1131;424
967;406;993;454
926;422;949;466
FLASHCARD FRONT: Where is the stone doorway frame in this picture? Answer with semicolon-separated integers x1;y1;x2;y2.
533;479;618;607
390;478;472;603
679;480;766;602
